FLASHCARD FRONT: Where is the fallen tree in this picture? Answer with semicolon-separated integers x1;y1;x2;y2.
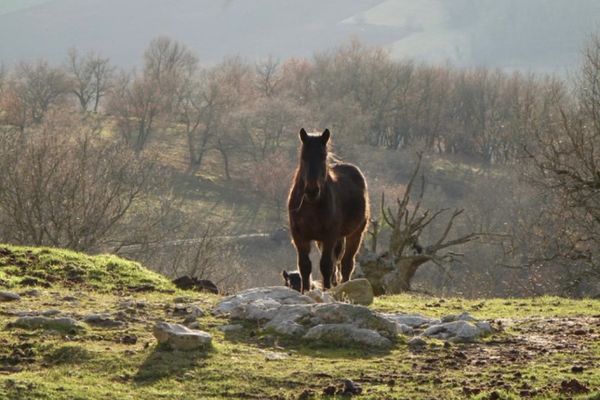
358;154;481;295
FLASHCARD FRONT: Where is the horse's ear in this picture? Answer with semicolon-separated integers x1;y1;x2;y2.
321;129;330;145
299;128;308;143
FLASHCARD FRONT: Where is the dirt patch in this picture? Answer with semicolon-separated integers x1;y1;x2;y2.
355;316;599;398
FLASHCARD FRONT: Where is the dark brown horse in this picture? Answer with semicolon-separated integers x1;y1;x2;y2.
288;128;369;292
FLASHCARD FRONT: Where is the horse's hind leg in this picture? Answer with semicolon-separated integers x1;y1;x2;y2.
293;238;312;293
340;221;367;282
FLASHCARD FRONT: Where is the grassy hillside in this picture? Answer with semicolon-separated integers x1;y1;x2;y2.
0;245;598;399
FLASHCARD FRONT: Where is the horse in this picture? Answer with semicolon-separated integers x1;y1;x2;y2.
287;128;369;293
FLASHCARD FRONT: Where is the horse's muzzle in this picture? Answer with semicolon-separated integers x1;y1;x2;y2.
304;186;320;202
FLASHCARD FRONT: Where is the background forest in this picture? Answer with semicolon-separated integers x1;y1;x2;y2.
1;34;599;298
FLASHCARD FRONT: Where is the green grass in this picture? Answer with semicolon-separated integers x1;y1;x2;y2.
0;244;174;292
0;245;598;399
374;293;600;318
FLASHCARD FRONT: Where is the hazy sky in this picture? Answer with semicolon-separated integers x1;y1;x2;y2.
1;0;599;75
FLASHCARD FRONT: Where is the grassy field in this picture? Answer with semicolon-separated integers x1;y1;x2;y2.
0;244;598;399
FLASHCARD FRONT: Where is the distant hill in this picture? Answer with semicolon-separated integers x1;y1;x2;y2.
1;0;599;74
345;0;600;74
0;0;392;67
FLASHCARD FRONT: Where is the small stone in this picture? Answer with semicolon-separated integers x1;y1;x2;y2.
342;379;362;395
218;324;243;332
120;334;138;345
119;300;147;309
322;386;336;396
189;305;204;317
298;388;316;400
173;304;204;317
408;337;427;349
441;312;476;323
0;291;21;302
187;321;200;329
153;321;212;350
40;309;61;316
10;316;82;332
83;313;125;328
263;350;289;361
173;296;192;303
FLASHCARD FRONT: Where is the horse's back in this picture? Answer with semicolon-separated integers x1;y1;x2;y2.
331;163;367;190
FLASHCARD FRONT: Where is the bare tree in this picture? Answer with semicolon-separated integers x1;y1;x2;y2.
108;71;163;152
255;56;281;97
14;60;70;123
247;149;294;221
66;48;114;112
0;110;155;251
109;37;198;153
0;63;5;98
359;154;481;294
144;36;198;113
517;34;600;287
175;69;224;173
0;60;69;130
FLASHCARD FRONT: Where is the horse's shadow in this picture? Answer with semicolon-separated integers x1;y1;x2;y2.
133;344;214;385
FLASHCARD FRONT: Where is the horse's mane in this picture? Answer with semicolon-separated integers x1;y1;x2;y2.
327;152;342;166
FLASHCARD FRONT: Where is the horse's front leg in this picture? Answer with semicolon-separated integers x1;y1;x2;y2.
293;238;312;293
319;239;336;289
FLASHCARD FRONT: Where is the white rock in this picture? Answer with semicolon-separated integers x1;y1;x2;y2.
153;322;212;350
303;323;392;348
396;323;414;336
213;286;314;316
310;303;398;338
383;313;438;328
264;304;312;336
475;321;493;334
422;320;488;343
230;298;282;321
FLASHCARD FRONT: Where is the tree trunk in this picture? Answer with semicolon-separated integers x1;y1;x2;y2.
358;251;430;295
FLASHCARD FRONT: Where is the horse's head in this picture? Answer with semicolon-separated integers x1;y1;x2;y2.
282;270;302;291
298;128;330;203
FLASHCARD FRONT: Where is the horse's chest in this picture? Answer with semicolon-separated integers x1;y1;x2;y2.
291;213;331;240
